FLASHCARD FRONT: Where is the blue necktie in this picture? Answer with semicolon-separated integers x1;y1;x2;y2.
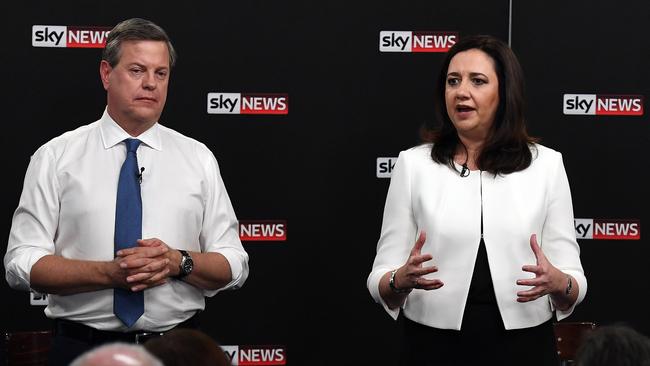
114;138;144;327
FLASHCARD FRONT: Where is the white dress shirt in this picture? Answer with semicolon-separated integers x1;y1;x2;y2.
5;109;249;331
367;143;586;330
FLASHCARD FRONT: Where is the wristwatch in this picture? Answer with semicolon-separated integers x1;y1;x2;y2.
565;275;573;296
389;269;411;294
176;250;194;279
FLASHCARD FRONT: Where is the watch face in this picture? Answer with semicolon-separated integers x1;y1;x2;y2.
178;250;193;277
181;257;194;274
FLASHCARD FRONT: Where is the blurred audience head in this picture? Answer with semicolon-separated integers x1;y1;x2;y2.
144;328;230;366
70;342;163;366
576;324;650;366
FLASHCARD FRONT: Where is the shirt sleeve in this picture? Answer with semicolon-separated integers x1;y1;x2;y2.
367;150;418;319
541;152;587;319
4;146;60;291
198;146;249;297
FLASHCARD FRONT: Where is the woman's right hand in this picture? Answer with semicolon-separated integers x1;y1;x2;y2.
394;231;444;291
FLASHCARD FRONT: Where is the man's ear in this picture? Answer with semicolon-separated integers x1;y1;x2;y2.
99;60;112;90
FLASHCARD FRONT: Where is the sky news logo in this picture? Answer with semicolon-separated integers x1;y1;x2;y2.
221;345;286;365
379;31;458;52
239;220;287;241
574;219;640;240
563;94;644;116
377;157;398;178
30;291;48;306
207;93;288;115
32;25;111;48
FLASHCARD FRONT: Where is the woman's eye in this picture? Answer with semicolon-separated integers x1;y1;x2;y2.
447;78;459;86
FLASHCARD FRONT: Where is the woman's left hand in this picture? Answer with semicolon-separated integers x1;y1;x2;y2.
516;234;565;302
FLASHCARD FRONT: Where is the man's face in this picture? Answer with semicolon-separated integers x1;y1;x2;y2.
100;40;170;129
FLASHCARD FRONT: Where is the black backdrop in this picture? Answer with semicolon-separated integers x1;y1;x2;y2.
1;1;648;365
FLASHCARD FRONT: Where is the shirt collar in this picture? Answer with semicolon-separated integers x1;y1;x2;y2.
99;108;162;151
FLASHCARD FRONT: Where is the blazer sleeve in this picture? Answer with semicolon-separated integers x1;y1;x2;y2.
367;150;418;319
541;152;587;319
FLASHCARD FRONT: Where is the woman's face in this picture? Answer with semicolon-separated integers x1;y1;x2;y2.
444;49;500;142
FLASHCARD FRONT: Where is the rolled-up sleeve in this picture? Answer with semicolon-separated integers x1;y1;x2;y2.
199;147;249;297
5;147;59;291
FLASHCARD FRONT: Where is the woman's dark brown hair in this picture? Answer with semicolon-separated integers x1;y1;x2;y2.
144;329;230;366
422;35;538;175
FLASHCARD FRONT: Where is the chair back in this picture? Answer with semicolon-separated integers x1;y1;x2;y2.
554;321;597;365
4;331;52;366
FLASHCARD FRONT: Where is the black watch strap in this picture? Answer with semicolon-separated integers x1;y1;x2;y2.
176;249;193;279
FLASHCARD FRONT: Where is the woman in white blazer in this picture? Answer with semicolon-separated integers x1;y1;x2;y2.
367;35;586;365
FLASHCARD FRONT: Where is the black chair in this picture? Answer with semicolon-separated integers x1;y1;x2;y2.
3;331;52;366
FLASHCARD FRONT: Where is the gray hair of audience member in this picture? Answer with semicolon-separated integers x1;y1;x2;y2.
575;324;650;366
70;342;164;366
102;17;177;68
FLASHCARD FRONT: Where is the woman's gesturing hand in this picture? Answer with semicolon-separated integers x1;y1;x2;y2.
394;232;444;291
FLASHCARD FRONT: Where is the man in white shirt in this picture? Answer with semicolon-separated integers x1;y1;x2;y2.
4;18;249;366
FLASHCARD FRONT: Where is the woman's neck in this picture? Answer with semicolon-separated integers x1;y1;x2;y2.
455;135;485;170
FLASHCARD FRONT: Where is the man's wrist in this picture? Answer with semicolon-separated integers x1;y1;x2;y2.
175;250;194;279
564;275;573;296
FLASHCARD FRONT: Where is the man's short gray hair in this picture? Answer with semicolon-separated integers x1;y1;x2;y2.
102;18;177;68
70;342;163;366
